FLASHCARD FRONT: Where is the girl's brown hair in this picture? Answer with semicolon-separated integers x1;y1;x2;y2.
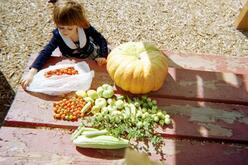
53;0;90;28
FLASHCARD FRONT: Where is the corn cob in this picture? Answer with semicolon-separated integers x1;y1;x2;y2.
71;127;129;149
83;130;108;138
73;135;129;149
70;125;97;141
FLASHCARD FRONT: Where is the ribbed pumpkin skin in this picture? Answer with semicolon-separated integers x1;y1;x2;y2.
106;42;168;94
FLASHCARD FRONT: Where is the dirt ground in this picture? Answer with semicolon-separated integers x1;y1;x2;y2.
0;0;247;125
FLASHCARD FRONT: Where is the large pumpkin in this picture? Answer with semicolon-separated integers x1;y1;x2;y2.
106;42;168;94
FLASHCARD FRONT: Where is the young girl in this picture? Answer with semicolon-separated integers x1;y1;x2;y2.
21;0;108;89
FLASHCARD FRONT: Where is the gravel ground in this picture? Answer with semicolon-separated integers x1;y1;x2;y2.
0;0;248;124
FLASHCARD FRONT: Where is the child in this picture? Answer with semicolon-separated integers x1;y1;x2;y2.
21;0;108;89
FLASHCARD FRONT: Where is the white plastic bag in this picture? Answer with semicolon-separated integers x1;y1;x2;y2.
27;61;94;95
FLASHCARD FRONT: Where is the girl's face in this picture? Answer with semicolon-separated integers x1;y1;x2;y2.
58;25;77;38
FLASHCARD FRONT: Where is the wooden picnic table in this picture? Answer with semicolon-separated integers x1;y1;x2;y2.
1;50;248;164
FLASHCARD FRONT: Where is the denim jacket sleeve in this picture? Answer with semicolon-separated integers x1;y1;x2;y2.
30;33;59;70
85;25;108;58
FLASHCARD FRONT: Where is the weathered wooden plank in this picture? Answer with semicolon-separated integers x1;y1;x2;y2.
28;50;248;76
24;54;248;104
151;67;248;104
45;48;248;74
0;127;247;165
234;1;248;30
5;90;248;143
4;87;80;128
0;127;123;165
155;98;248;143
164;50;248;74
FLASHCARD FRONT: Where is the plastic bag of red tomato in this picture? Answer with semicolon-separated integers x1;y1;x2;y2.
27;62;94;95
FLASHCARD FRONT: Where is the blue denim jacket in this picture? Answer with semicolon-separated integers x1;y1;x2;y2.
31;25;108;70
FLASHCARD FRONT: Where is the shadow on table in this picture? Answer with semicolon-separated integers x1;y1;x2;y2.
0;71;15;126
158;54;248;164
25;90;67;101
78;47;248;163
76;147;125;160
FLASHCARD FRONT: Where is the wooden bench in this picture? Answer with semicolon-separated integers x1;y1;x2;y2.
2;50;248;164
235;0;248;30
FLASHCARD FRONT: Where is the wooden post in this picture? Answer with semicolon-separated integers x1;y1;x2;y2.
235;1;248;30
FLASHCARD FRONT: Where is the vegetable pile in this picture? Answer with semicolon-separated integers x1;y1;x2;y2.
52;83;171;147
76;84;171;145
53;96;86;121
45;66;78;78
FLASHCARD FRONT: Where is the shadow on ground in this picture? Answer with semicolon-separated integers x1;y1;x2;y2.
240;30;248;39
0;71;15;126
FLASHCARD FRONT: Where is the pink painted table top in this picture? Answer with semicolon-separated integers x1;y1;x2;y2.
2;50;248;164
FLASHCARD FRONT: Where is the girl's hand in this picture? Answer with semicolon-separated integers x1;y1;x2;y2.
95;57;107;66
21;68;38;90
